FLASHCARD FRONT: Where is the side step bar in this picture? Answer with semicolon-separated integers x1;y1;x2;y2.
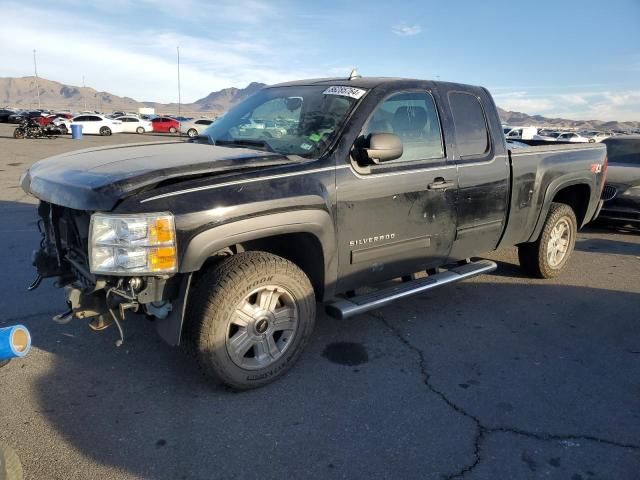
325;259;497;320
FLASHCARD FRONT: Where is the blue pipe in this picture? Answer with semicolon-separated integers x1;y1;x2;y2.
0;325;31;360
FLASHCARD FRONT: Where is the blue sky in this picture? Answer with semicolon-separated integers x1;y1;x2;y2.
1;0;639;120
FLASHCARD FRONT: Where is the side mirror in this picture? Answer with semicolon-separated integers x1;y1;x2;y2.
361;133;403;163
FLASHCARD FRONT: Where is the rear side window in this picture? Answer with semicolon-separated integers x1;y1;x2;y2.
449;92;490;158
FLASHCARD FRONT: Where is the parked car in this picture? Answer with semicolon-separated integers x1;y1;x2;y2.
598;136;640;227
115;115;153;134
179;118;214;137
8;111;42;124
580;131;611;143
533;131;562;141
62;114;123;136
503;126;537;140
556;132;595;143
151;116;180;133
0;109;16;122
21;76;606;389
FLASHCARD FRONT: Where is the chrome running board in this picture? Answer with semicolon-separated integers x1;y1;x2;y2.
325;259;497;320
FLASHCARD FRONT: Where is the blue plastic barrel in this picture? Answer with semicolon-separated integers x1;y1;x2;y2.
71;124;83;139
0;325;31;360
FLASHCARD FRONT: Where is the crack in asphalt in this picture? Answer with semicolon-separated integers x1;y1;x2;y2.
368;311;640;479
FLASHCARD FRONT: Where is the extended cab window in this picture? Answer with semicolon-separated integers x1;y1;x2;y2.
449;92;490;158
362;91;444;162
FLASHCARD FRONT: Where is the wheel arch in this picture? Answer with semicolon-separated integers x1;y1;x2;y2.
528;180;592;242
180;209;337;301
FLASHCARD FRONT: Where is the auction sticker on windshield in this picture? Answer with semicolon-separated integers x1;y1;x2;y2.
323;86;367;99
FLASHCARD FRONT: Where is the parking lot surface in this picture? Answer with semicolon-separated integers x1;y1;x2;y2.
0;123;639;479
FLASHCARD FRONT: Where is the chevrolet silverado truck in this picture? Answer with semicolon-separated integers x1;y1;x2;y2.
21;77;607;389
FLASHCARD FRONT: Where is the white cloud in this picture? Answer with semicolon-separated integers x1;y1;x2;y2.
392;24;422;36
0;2;337;103
493;89;640;122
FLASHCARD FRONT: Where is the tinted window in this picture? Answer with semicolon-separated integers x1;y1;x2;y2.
74;116;88;121
361;91;444;162
449;92;490;158
603;138;640;164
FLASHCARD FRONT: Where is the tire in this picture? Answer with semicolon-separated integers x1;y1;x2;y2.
169;127;177;134
185;251;316;389
518;202;577;279
187;128;198;138
136;126;145;134
13;128;25;139
100;126;112;136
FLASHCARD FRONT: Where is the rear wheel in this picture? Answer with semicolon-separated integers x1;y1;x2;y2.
518;202;577;278
99;126;112;136
136;126;145;134
187;128;198;138
185;251;316;389
169;127;177;134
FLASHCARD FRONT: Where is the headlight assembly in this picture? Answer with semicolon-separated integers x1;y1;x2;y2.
89;213;177;275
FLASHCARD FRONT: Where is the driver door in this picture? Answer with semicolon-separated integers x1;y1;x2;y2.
335;90;459;292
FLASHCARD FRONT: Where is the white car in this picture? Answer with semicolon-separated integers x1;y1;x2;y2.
179;118;214;138
115;115;153;134
56;114;123;136
580;131;611;143
533;131;562;142
556;132;595;143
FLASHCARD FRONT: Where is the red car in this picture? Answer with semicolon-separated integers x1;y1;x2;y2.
151;117;180;133
33;113;73;126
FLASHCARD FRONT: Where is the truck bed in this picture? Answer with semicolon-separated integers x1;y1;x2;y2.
499;142;607;247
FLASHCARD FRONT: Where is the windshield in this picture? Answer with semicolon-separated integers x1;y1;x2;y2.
202;85;364;157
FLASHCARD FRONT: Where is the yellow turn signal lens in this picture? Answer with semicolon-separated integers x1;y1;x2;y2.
149;217;175;244
149;246;177;272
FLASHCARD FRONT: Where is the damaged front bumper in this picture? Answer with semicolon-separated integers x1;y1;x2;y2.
30;202;190;347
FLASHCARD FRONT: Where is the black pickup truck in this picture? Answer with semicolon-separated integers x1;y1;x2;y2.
21;77;607;389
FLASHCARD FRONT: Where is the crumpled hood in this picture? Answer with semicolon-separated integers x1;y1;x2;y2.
21;141;296;211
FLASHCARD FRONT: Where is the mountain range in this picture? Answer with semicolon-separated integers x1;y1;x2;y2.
1;76;638;131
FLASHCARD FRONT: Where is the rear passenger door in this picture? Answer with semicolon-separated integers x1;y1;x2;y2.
336;90;458;291
447;91;509;259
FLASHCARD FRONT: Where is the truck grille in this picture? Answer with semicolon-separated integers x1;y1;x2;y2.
601;185;617;201
37;201;92;281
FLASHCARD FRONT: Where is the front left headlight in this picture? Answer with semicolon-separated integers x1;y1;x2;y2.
89;213;177;275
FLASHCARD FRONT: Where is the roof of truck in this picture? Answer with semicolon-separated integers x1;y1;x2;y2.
270;76;481;91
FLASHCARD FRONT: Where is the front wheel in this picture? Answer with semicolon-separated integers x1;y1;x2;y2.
136;126;145;134
185;252;316;389
100;126;112;136
169;127;177;134
13;128;25;139
518;202;577;278
187;128;198;138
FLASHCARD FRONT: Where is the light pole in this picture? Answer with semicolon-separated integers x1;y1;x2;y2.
33;49;41;110
83;75;87;111
177;46;182;118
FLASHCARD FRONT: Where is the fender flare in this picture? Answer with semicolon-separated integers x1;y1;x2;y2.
527;178;592;243
180;209;337;276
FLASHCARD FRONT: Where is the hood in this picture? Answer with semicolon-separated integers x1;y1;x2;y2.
606;164;640;188
21;141;297;211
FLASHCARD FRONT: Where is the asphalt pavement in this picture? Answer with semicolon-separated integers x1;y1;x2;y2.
0;124;639;479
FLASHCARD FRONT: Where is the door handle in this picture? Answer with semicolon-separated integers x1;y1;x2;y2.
427;177;455;191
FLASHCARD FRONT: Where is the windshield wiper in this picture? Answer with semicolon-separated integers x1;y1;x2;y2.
213;139;275;153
